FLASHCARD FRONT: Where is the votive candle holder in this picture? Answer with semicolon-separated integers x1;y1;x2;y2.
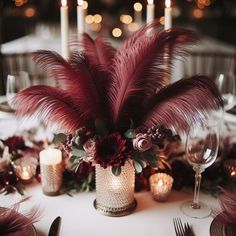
13;157;38;183
224;159;236;180
149;173;173;202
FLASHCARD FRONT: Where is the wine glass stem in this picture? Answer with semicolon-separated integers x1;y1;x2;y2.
192;168;202;209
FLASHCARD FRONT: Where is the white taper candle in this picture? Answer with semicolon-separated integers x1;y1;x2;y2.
77;0;85;35
164;0;172;30
60;0;69;59
146;0;155;24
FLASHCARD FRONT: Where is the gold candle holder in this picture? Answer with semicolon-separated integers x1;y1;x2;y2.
224;159;236;180
13;157;38;183
39;148;63;196
149;173;173;202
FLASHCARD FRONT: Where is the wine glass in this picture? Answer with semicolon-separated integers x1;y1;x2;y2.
215;73;235;111
6;71;31;109
180;120;219;219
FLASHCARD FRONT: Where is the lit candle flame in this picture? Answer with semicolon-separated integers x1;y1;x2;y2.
165;0;171;8
157;179;164;187
147;0;154;5
61;0;67;7
82;0;88;9
231;171;236;176
134;2;143;11
77;0;83;6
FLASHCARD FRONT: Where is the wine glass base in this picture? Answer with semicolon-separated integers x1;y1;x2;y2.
180;200;212;219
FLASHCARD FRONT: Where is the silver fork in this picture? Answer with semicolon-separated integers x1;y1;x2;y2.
184;222;195;236
173;218;185;236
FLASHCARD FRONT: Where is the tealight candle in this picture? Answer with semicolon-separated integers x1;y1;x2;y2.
60;0;69;59
13;157;38;183
77;0;85;35
39;148;63;196
149;173;173;202
146;0;155;24
164;0;172;30
224;159;236;180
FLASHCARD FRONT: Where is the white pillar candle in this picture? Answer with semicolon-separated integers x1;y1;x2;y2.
39;148;63;196
77;0;85;35
146;0;155;24
39;148;62;165
60;0;69;59
134;2;143;25
164;0;172;30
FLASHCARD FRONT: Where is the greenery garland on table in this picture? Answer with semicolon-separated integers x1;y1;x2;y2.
0;131;235;196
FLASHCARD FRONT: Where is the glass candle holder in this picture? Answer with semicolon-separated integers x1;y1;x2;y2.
149;173;173;202
224;159;236;180
13;157;38;183
94;161;137;217
39;148;63;196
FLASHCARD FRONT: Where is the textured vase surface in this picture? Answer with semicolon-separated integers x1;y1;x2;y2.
94;161;136;216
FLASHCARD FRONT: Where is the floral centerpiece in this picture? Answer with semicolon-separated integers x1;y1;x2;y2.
13;22;222;216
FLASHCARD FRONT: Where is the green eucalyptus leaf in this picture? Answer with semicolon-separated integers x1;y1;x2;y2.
111;166;121;176
134;160;143;173
53;133;67;144
124;129;136;139
137;159;147;169
71;148;86;157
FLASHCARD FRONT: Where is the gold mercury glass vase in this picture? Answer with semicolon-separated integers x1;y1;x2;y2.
94;160;137;217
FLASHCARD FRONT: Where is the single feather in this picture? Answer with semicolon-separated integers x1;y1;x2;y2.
82;34;116;67
13;85;86;133
140;76;223;132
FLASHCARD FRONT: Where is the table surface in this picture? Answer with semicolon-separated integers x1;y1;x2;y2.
0;182;219;236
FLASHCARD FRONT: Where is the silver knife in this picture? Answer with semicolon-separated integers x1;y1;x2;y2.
48;216;61;236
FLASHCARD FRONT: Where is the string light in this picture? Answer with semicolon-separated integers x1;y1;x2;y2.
120;15;133;24
112;28;122;38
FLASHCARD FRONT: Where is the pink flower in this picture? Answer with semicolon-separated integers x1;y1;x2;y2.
83;139;96;162
133;133;152;152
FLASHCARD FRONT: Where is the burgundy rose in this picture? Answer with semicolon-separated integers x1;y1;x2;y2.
94;133;129;168
133;133;152;152
3;136;27;153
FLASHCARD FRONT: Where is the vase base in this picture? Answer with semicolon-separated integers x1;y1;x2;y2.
93;199;137;217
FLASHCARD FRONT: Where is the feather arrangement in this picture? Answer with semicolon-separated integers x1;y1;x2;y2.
0;197;40;236
13;22;223;174
216;187;236;226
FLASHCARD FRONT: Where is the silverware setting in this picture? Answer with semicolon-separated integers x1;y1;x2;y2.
173;217;195;236
48;216;61;236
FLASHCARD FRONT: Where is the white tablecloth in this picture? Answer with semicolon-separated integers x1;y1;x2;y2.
0;183;219;236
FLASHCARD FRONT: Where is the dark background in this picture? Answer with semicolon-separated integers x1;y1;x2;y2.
1;0;236;45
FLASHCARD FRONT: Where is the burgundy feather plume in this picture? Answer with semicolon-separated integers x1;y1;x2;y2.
33;50;109;122
109;27;198;127
13;24;223;135
13;85;86;133
216;187;236;225
82;34;116;67
139;76;223;131
0;197;40;236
